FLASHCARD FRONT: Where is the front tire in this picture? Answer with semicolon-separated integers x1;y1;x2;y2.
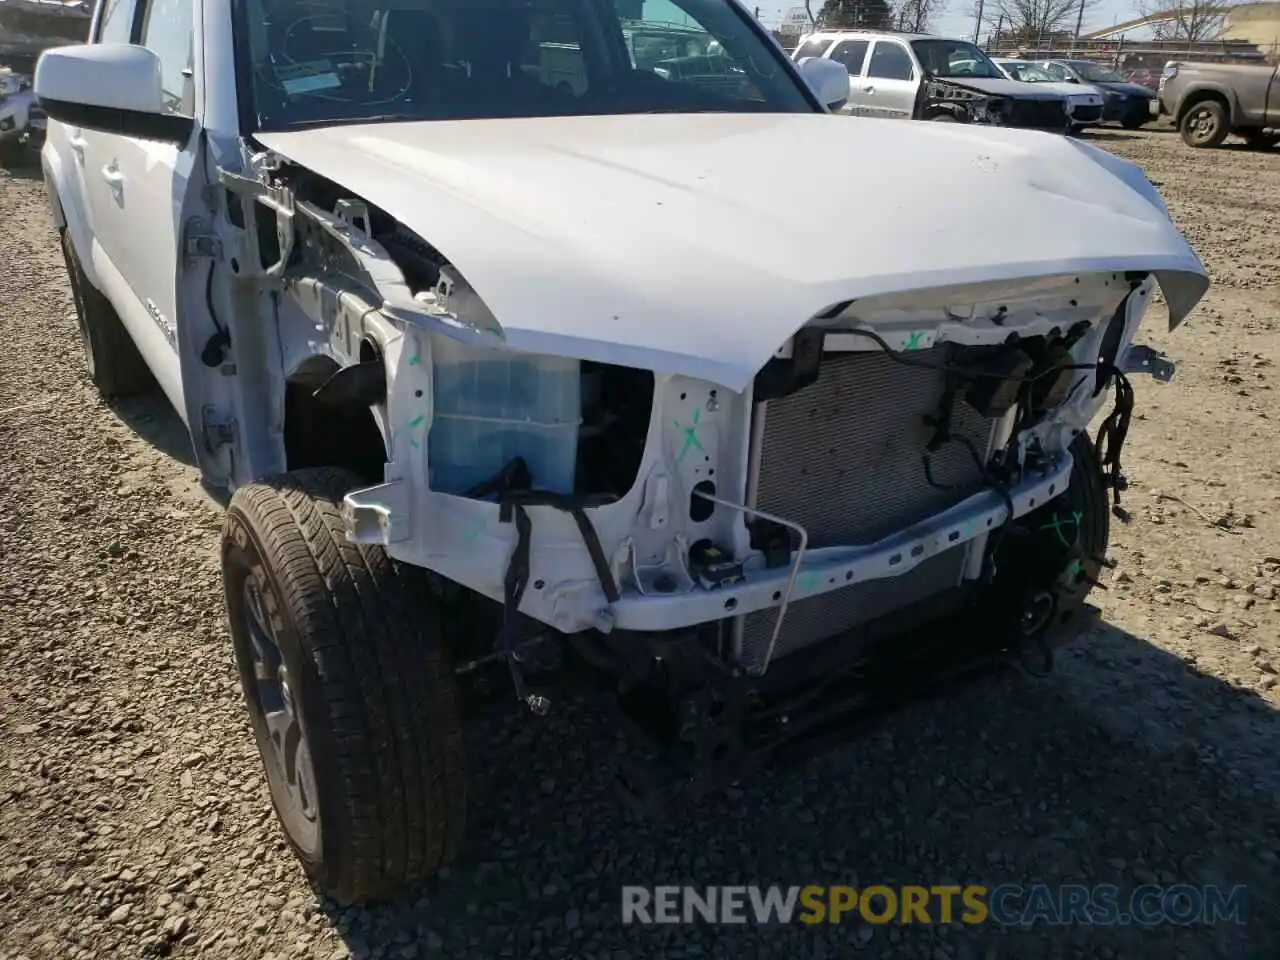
221;467;467;903
59;229;153;400
1179;99;1229;148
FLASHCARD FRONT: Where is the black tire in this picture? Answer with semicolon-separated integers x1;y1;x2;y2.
983;432;1110;643
1120;113;1147;131
59;229;154;400
926;111;959;122
1179;98;1229;149
221;467;467;903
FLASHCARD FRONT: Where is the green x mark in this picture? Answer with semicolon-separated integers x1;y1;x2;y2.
904;331;927;350
407;354;422;367
1039;509;1084;548
673;408;705;465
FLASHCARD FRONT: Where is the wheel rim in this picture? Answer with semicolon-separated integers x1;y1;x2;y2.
1187;106;1219;144
241;574;320;854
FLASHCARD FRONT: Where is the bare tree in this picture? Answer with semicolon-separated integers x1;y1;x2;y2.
983;0;1096;42
895;0;947;32
1131;1;1231;42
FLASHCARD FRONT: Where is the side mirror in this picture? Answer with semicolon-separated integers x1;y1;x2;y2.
796;56;850;112
35;43;193;144
1065;76;1080;84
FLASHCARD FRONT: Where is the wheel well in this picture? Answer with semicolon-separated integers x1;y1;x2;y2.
283;355;388;483
1177;90;1230;127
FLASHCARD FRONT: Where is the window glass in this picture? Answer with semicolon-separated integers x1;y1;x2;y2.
141;0;194;115
828;39;868;76
910;38;1002;79
791;37;831;61
1042;62;1070;82
96;0;138;43
866;41;912;82
238;0;815;131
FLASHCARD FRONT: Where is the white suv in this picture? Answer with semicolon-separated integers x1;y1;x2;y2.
35;0;1205;903
793;30;1076;130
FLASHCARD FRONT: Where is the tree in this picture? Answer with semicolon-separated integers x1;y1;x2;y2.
1131;1;1231;42
983;0;1095;42
895;0;947;32
817;0;895;30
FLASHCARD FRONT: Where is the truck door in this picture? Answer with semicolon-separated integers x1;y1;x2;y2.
859;40;919;120
1269;66;1280;126
826;39;869;115
78;0;199;416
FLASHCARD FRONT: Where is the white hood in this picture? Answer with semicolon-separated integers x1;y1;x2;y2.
257;112;1208;392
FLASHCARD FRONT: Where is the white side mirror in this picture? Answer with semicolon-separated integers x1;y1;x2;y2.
796;56;850;112
35;43;192;144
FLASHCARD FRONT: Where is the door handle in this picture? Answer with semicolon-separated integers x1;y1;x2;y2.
68;134;86;159
101;162;124;198
862;85;876;93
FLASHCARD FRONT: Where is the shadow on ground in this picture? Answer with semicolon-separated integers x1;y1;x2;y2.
0;155;44;183
111;394;198;469
311;621;1280;959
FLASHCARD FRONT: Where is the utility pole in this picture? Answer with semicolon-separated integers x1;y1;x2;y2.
973;0;984;43
1071;0;1086;53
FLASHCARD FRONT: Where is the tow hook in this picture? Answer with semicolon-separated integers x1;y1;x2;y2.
1013;590;1056;677
1122;344;1176;382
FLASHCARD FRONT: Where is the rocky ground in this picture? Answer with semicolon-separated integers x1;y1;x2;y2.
2;127;1279;960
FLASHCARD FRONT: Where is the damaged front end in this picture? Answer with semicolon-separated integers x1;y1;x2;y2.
206;134;1199;807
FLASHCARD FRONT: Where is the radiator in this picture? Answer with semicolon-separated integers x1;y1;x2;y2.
738;349;996;670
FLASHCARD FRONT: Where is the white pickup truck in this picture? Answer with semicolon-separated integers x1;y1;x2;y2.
36;0;1206;903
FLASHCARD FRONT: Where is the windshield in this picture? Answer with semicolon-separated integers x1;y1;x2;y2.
235;0;815;131
1000;61;1053;82
910;38;1003;80
1069;61;1122;83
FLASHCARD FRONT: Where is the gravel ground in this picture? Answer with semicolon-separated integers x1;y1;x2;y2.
2;127;1279;960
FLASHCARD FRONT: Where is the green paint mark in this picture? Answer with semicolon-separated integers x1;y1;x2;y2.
1066;559;1084;580
407;414;425;429
1039;509;1084;548
904;331;927;350
407;354;422;366
673;408;705;465
798;571;820;594
462;518;486;550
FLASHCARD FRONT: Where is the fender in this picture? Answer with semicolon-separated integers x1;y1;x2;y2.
1175;81;1241;125
41;144;99;290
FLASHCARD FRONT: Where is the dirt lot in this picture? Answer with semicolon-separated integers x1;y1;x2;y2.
2;128;1279;960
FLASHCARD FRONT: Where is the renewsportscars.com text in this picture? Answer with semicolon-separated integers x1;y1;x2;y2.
620;884;1248;927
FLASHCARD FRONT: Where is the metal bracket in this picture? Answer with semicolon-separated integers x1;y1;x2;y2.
182;216;223;265
201;405;237;453
1122;344;1176;382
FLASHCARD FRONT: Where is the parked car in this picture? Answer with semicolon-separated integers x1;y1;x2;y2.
0;70;44;161
992;58;1104;129
1158;59;1280;149
1035;59;1157;129
793;31;1073;131
35;0;1206;903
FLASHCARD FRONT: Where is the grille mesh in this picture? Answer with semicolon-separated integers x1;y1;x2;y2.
739;349;996;670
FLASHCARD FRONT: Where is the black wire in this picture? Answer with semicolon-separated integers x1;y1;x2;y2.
844;327;1098;385
205;261;227;336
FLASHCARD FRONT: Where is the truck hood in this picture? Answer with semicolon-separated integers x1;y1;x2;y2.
1096;81;1157;97
256;112;1208;392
